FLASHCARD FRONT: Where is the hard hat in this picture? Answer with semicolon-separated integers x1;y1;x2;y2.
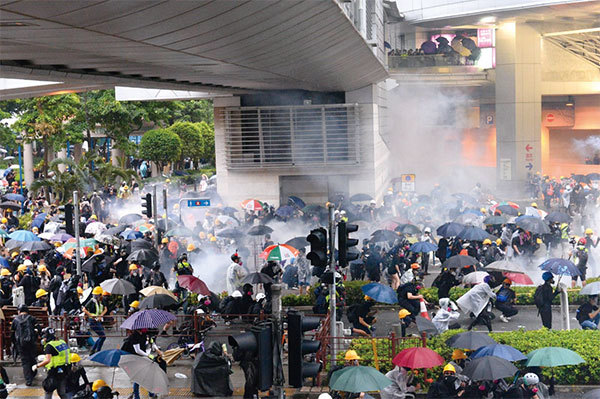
92;286;104;295
17;264;27;272
364;295;372;301
38;264;47;272
23;259;33;266
161;238;169;244
398;309;411;319
542;271;554;281
130;300;140;308
0;218;6;224
90;215;98;220
523;373;539;386
32;227;39;233
480;207;487;213
165;179;171;183
503;278;512;285
210;236;217;242
585;228;594;235
199;232;206;239
129;264;138;271
256;293;266;301
495;239;502;245
579;238;587;245
102;290;110;296
344;350;361;361
36;289;48;298
452;349;467;360
536;238;542;244
231;290;242;298
77;287;83;294
411;263;420;269
531;202;538;208
92;379;107;392
443;364;456;373
187;244;196;252
424;227;431;233
483;239;492;245
70;353;81;363
11;252;18;258
0;269;10;276
318;394;333;399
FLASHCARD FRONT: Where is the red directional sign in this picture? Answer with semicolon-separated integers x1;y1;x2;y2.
525;144;532;152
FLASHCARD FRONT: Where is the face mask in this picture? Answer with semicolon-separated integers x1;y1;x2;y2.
204;300;211;306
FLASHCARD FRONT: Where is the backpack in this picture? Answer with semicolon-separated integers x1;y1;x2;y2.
576;304;588;324
346;304;359;323
13;314;36;347
533;285;544;308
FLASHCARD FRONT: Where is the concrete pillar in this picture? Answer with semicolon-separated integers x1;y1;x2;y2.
56;148;67;172
23;142;34;187
73;143;83;163
214;97;241;205
495;22;542;193
111;147;124;167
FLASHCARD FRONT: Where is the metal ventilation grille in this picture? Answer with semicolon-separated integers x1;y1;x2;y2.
223;104;361;170
545;32;600;69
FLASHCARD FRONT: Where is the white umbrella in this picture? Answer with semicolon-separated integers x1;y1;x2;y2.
119;355;169;395
43;222;61;234
580;281;600;296
85;222;106;235
38;232;55;240
484;259;526;274
462;271;489;285
100;278;136;295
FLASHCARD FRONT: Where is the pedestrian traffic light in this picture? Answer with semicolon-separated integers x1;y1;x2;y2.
338;221;359;267
307;227;328;268
141;193;153;218
228;322;273;391
58;204;74;236
287;310;322;388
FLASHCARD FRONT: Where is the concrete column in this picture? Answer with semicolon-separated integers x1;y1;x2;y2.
495;22;542;194
214;97;241;205
56;148;67;172
111;147;124;167
23;142;34;187
73;143;83;163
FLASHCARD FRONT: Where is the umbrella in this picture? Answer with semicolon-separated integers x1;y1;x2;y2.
395;224;421;235
215;215;239;227
20;241;53;252
81;254;104;273
436;222;465;237
100;278;136;295
274;205;294;218
165;226;194;237
242;272;275;284
241;199;264;211
443;255;478;269
85;222;106;235
285;236;309;249
446;331;496;350
0;229;9;238
454;213;482;227
545;211;571;224
119;214;143;225
216;228;244;239
301;204;326;215
140;286;177;299
329;365;392;393
4;239;23;250
504;272;534;285
372;229;399;242
130;238;154;251
38;232;55;241
135;223;154;233
287;196;305;208
105;225;127;236
260;244;298;261
415;316;439;337
0;257;9;268
50;233;73;242
162;347;186;366
410;241;438;253
580;281;600;296
220;206;239;216
31;216;46;229
127;249;159;264
539;258;580;277
392;347;444;369
350;193;373;202
89;349;130;367
472;344;527;361
95;234;121;246
120;309;176;330
484;215;508;225
177;275;210;295
9;230;40;242
526;347;585;367
139;294;179;309
457;226;491;241
516;216;550;235
497;205;519;216
485;260;526;274
120;229;143;240
462;356;518;381
119;355;169;395
3;193;25;202
0;201;21;211
361;283;398;304
247;225;273;236
462;271;489;285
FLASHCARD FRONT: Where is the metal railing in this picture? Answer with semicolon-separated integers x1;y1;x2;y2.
223;104;362;170
388;54;475;69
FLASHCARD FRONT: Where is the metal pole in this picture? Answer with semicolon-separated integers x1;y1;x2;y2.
163;188;168;232
73;191;82;276
18;144;24;214
328;203;336;369
153;185;159;249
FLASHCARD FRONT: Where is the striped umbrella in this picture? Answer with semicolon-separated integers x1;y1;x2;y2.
241;199;264;211
120;309;176;330
260;244;298;261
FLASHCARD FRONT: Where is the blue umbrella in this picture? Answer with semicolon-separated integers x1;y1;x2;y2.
288;196;305;208
31;217;45;229
471;344;527;362
0;257;8;268
437;222;464;237
120;309;176;330
120;229;143;240
410;241;438;253
462;209;483;216
2;169;11;177
361;282;398;304
9;230;40;242
539;258;580;276
457;226;492;241
90;349;130;367
3;193;25;202
275;205;294;218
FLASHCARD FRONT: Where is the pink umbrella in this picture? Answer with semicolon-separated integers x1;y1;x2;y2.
176;275;210;295
392;347;445;369
503;272;533;285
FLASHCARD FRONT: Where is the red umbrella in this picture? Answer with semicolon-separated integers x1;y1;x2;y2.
503;272;533;285
176;275;210;295
392;347;445;369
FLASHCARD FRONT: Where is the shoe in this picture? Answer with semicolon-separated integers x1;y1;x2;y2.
499;315;509;323
26;381;32;386
506;316;512;321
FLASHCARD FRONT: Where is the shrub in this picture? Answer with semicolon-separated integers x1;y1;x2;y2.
282;294;312;306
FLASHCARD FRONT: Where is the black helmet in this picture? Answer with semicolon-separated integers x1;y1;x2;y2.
17;304;28;313
42;327;56;340
231;253;240;261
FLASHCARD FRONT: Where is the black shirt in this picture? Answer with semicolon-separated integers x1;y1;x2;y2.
44;344;59;356
577;302;598;322
121;332;147;354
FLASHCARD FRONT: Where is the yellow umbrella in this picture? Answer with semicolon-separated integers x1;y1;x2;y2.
161;347;186;366
140;286;177;300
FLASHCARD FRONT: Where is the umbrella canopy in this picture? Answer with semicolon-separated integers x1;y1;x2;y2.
526;347;585;367
301;204;326;215
287;196;305;208
462;271;489;285
446;331;496;350
247;225;273;236
50;233;73;242
130;238;154;251
361;283;398;304
582;388;600;399
410;241;438;253
329;365;392;393
504;272;534;285
484;260;526;274
100;278;137;295
3;193;25;202
392;347;444;369
443;255;479;269
350;193;373;202
285;236;309;249
545;211;572;224
140;286;177;300
4;239;24;251
0;201;21;211
497;205;519;216
9;230;40;242
127;249;159;264
457;226;491;241
85;222;106;235
105;225;127;236
472;344;527;361
20;241;52;252
436;222;465;237
165;226;194;237
241;199;264;211
95;234;121;246
120;229;143;240
372;229;399;242
415;316;439;337
539;258;580;277
119;355;169;395
0;229;8;238
177;275;210;295
139;294;179;309
483;215;508;225
516;216;550;235
216;215;239;227
395;224;421;235
120;309;176;330
242;272;275;284
454;213;482;227
462;356;518;381
580;281;600;296
275;205;294;218
216;228;244;239
90;349;130;367
260;244;298;261
119;214;143;225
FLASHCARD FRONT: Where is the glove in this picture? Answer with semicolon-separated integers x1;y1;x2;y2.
148;354;155;360
32;365;38;372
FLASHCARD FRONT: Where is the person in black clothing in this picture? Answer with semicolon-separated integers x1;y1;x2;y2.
239;284;255;315
67;353;90;394
436;237;449;265
576;295;600;330
495;278;518;322
0;365;9;399
260;261;282;301
146;263;168;288
17;268;38;306
432;268;459;299
365;247;382;282
0;270;13;306
351;297;377;337
397;282;424;324
426;364;465;398
124;264;143;308
10;305;39;386
536;272;561;329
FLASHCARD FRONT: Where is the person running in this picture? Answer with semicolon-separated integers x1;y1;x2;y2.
83;286;108;355
10;304;39;386
571;238;588;288
121;328;162;399
535;272;561;329
457;275;496;332
33;327;71;399
495;278;518;323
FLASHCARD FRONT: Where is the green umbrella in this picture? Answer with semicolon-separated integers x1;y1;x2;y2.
330;366;392;393
526;347;585;367
0;229;9;238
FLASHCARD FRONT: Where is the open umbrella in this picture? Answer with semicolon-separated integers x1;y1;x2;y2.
9;230;40;242
140;286;177;300
119;214;143;225
392;347;444;369
0;229;9;239
472;344;527;361
372;229;399;242
539;258;580;277
462;356;518;381
545;211;571;224
457;226;491;241
484;215;508;225
287;196;305;208
105;225;127;236
504;272;534;285
454;213;482;227
95;234;121;246
130;238;154;251
436;222;465;237
50;233;73;242
90;349;130;367
301;204;325;215
484;260;526;274
415;316;439;337
3;193;25;202
4;239;24;250
127;249;159;264
462;271;489;285
446;331;496;350
85;222;106;235
119;355;169;395
241;199;264;211
526;347;585;367
516;216;550;235
20;241;53;252
274;205;294;218
580;281;600;296
260;244;298;261
285;236;309;249
350;193;373;202
247;225;273;236
215;215;239;227
120;309;176;330
497;205;519;216
177;275;210;295
330;365;392;393
139;294;179;309
216;228;244;239
410;241;438;253
120;229;143;240
242;272;274;284
443;255;478;269
361;283;398;304
166;226;194;237
395;224;421;235
100;278;136;296
0;201;21;211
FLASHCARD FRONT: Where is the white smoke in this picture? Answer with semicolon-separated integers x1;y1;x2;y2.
572;136;600;159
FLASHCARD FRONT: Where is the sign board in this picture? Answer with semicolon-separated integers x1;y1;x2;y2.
187;199;211;207
542;107;574;127
477;28;494;48
401;174;416;192
500;158;512;181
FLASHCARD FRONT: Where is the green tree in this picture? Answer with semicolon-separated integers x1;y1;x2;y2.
139;128;182;172
168;121;202;167
171;100;213;125
197;121;215;165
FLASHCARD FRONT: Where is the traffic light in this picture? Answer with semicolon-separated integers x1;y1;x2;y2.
307;227;328;268
228;322;273;391
338;221;359;267
141;193;153;218
58;204;74;236
287;310;322;388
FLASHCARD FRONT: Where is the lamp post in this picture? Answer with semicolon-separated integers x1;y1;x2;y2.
16;136;24;214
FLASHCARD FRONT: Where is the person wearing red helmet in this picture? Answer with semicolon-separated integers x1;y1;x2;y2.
571;238;589;288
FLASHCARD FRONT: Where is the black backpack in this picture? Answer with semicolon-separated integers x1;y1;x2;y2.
576;304;589;324
533;285;545;308
13;315;36;347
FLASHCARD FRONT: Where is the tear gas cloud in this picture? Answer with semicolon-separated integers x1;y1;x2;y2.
572;136;600;159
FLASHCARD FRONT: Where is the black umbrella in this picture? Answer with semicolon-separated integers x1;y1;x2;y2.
571;174;590;184
287;196;305;208
127;249;159;264
462;356;518;381
445;331;496;350
0;201;21;211
4;239;24;250
220;206;239;216
301;205;325;215
131;238;154;251
483;215;508;225
443;255;479;269
436;222;465;237
415;316;439;337
545;211;571;224
216;228;244;239
516;217;550;235
139;294;179;310
105;225;127;236
457;226;492;242
119;214;143;225
247;225;273;236
81;254;104;273
155;218;179;232
285;236;309;249
349;193;373;202
371;229;398;242
395;224;422;235
586;173;600;180
20;241;53;252
242;272;275;284
497;205;519;216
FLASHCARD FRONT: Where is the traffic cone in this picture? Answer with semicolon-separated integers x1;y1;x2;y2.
419;298;430;320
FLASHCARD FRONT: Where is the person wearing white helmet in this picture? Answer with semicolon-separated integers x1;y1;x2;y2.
419;227;436;275
506;372;543;399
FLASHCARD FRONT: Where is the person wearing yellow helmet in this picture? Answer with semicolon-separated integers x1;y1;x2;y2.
68;351;91;395
350;296;377;337
428;363;464;397
33;288;49;308
344;349;360;365
482;238;492;246
92;379;107;392
83;287;108;354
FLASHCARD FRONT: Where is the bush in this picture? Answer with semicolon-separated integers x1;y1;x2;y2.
282;294;312;306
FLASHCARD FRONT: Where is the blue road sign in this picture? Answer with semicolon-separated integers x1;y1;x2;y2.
187;199;211;207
